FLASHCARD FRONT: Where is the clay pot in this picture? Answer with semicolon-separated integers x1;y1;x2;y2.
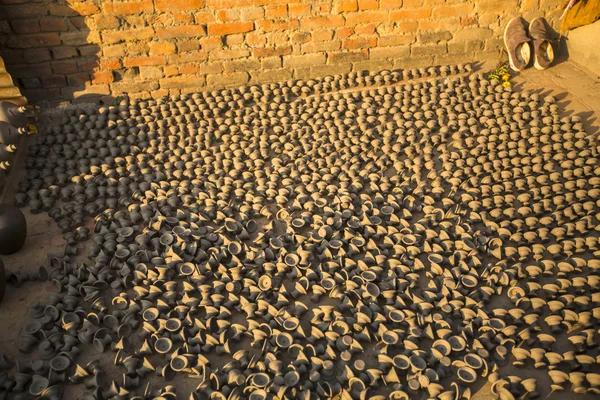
0;204;27;254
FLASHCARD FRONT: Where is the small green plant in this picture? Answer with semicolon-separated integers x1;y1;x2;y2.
488;50;512;87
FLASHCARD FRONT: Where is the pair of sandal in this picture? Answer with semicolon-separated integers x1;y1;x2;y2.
504;17;555;71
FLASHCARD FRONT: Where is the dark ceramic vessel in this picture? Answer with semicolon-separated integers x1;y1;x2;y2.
0;203;27;255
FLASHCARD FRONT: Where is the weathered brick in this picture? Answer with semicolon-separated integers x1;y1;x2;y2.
209;49;250;60
40;75;66;88
329;50;368;64
123;56;166;67
289;4;310;17
412;43;447;56
157;25;206;39
335;0;358;13
70;2;100;15
251;69;293;83
178;40;201;52
200;37;223;50
22;48;51;63
139;66;164;80
173;12;194;23
313;30;335;42
10;64;53;79
7;33;61;49
206;72;249;87
160;75;205;89
256;20;299;31
67;73;90;86
261;56;282;70
91;15;120;30
335;26;354;39
419;31;453;43
39;17;68;32
283;53;327;68
102;1;154;15
246;32;268;46
223;59;261;73
79;45;100;57
78;58;98;72
312;63;352;76
60;32;89;46
346;11;388;25
353;59;394;71
291;31;311;44
100;58;121;70
390;8;431;20
266;5;287;19
199;62;224;74
208;22;254;36
20;78;42;90
370;45;410;59
355;24;376;35
302;41;341;53
103;45;126;58
452;28;494;41
52;60;78;75
103;27;154;44
156;0;204;11
0;21;9;34
149;41;176;56
194;11;216;23
358;0;378;10
48;4;78;17
343;37;377;50
92;71;114;84
4;3;47;18
10;19;40;34
301;15;345;29
476;0;519;13
111;80;159;93
217;9;240;21
164;65;179;77
434;3;475;18
381;0;402;9
168;51;208;63
378;34;415;47
24;88;61;102
179;64;200;75
397;21;419;33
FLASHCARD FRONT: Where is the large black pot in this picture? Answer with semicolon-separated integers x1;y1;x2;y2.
0;203;27;255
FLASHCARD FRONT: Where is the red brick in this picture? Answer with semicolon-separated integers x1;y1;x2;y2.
178;40;201;53
194;11;216;23
266;5;287;19
79;45;100;57
92;71;114;84
102;1;154;15
60;32;89;46
157;25;206;39
7;33;61;48
67;73;91;86
52;60;78;74
123;56;166;67
301;15;345;29
345;11;388;25
92;15;120;30
343;37;377;50
335;27;355;39
314;2;332;13
434;4;474;18
207;22;254;36
398;21;419;33
70;2;100;15
335;0;358;13
358;0;378;10
289;4;310;17
71;16;87;29
164;65;179;77
390;8;431;20
10;64;52;78
149;41;176;55
10;19;40;34
100;58;121;70
4;3;46;18
41;75;68;88
256;20;299;32
48;4;79;17
23;48;51;63
156;0;204;11
78;58;98;72
20;78;42;90
40;18;69;32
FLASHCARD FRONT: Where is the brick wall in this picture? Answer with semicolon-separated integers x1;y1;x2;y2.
0;0;565;104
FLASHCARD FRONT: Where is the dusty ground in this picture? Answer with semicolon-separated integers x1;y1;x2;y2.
0;59;598;399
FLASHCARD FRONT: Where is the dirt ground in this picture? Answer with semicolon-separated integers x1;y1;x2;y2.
0;59;598;399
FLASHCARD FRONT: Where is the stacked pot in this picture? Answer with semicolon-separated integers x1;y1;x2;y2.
0;64;599;400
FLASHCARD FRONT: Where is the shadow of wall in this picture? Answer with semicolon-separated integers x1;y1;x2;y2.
0;0;104;105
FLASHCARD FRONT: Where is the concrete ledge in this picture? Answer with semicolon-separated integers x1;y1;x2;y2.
567;20;600;76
